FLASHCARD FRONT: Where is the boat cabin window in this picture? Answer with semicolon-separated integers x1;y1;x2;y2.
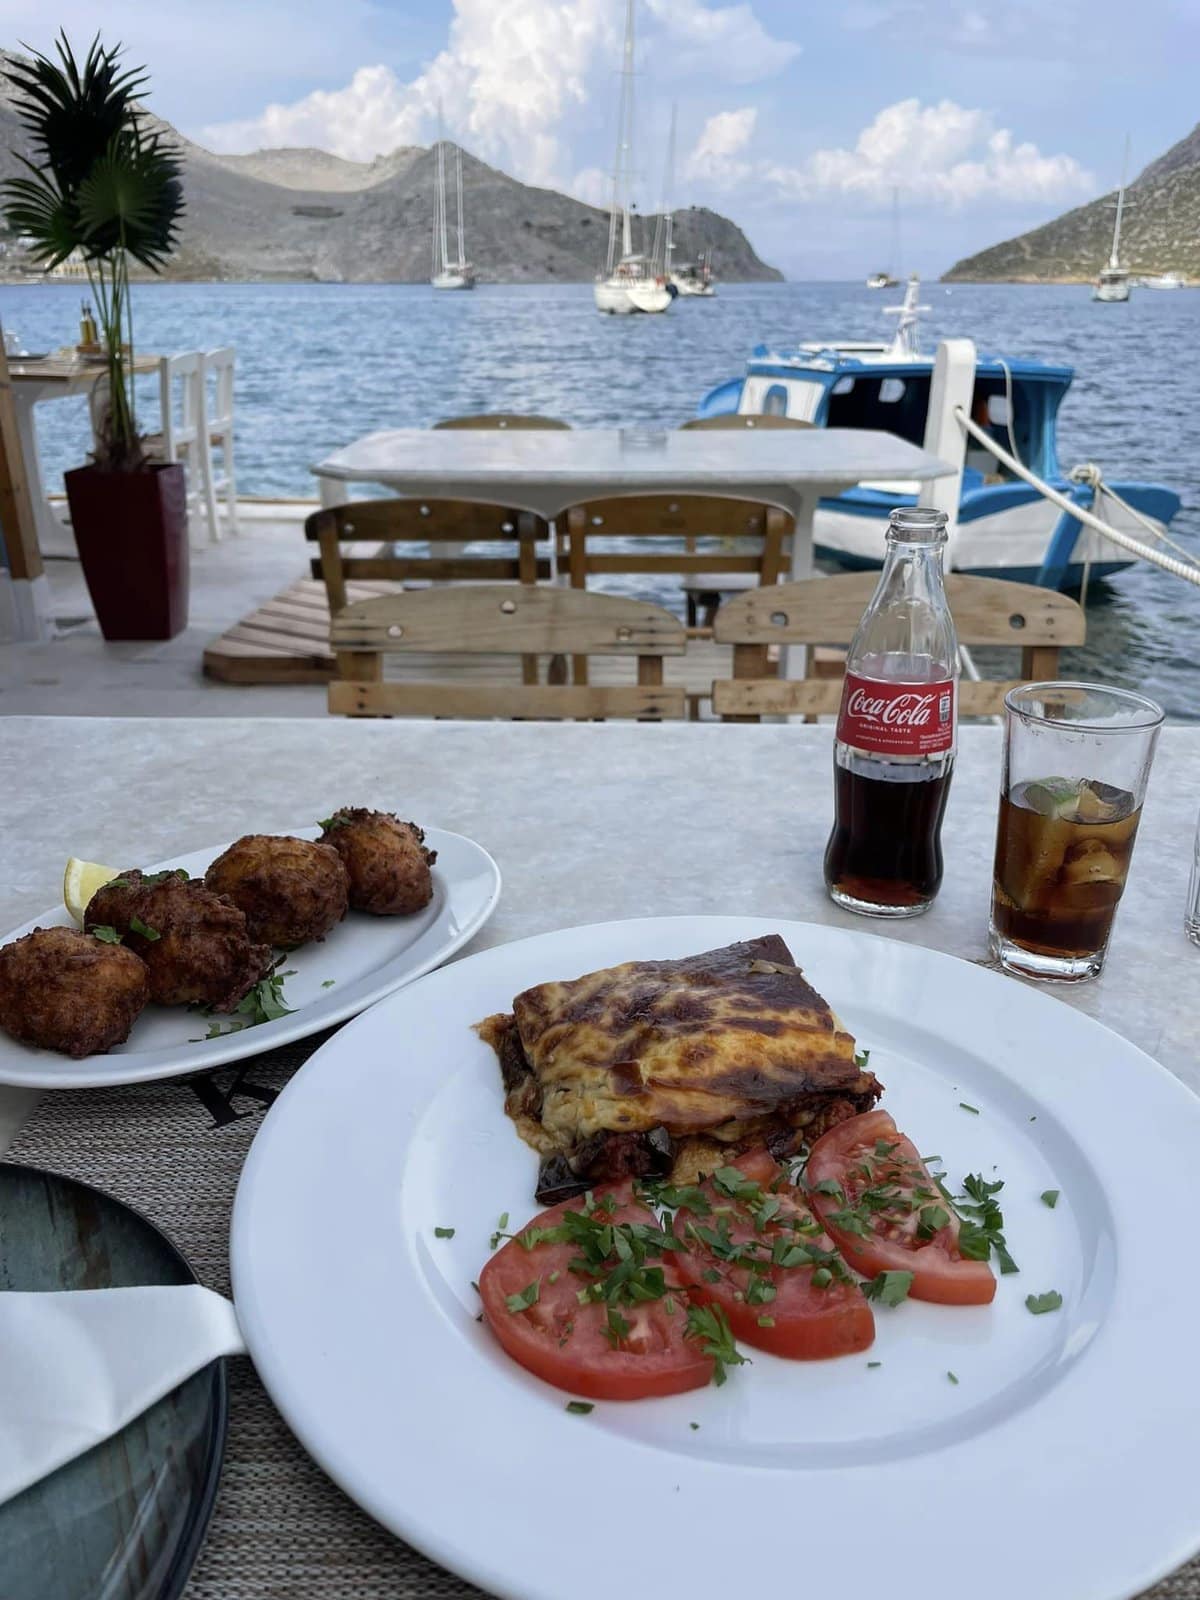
740;375;826;422
824;371;929;447
966;378;1045;479
763;384;789;416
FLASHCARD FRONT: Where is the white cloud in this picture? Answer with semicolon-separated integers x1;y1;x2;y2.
693;97;1093;207
644;0;799;81
199;0;797;187
684;107;758;185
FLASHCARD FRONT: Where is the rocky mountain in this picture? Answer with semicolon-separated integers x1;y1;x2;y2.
0;54;781;284
943;121;1199;283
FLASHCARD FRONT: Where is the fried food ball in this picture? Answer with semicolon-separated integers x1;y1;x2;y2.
0;926;149;1058
85;869;272;1011
319;808;437;916
204;835;349;948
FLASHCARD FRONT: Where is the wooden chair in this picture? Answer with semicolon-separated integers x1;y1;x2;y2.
328;585;686;721
433;413;571;430
712;573;1086;721
307;500;551;609
309;499;553;685
563;495;791;681
680;414;816;430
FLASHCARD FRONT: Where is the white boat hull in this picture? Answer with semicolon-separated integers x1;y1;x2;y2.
593;278;672;314
672;278;715;298
815;494;1161;579
432;270;475;291
1093;277;1130;302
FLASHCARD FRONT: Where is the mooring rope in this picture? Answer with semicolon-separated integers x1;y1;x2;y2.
954;409;1200;590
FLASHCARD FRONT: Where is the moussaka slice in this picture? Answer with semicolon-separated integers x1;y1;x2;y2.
476;934;882;1203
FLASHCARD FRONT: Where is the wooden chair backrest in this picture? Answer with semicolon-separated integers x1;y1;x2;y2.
328;584;686;721
712;573;1086;720
306;500;551;613
565;495;791;580
433;413;571;430
680;414;816;430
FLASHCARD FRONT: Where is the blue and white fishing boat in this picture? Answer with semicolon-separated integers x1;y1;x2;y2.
697;278;1182;589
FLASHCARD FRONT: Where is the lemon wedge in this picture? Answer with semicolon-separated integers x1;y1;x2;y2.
63;858;122;925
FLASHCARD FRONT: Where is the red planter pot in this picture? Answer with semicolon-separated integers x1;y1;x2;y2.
65;461;190;641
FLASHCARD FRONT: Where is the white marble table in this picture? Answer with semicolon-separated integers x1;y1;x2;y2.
0;716;1195;1152
312;426;954;584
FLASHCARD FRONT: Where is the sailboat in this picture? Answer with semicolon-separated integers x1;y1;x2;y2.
1093;138;1131;303
432;116;475;292
867;189;901;289
653;105;715;298
594;0;672;315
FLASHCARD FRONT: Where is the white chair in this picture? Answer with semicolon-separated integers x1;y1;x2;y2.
204;347;238;537
158;352;220;546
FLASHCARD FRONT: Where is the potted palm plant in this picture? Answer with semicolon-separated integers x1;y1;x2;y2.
2;34;187;639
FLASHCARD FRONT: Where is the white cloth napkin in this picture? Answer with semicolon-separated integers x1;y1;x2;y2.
0;1285;246;1506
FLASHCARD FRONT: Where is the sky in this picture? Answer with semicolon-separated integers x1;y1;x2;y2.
4;0;1197;277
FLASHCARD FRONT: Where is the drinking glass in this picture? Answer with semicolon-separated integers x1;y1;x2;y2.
989;682;1163;982
1186;810;1200;948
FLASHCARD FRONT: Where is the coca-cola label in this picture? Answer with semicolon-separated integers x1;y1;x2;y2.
836;673;956;756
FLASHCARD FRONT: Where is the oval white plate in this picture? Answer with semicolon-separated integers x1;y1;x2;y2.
0;826;500;1089
230;915;1200;1600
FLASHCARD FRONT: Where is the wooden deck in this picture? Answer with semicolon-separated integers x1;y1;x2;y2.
203;577;736;704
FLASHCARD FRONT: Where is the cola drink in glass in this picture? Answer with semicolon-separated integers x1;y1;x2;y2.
824;507;959;917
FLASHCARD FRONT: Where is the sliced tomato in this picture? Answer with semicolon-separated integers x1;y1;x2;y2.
669;1150;875;1359
479;1184;715;1401
806;1110;996;1306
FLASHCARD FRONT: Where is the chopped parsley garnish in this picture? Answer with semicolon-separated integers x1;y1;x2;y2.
689;1421;700;1430
90;925;122;944
138;868;189;886
954;1173;1019;1274
129;915;161;942
317;814;348;831
685;1303;746;1386
1025;1290;1062;1315
861;1270;914;1307
947;1370;959;1385
958;1101;980;1115
855;1048;871;1069
196;960;296;1037
565;1400;593;1415
867;1361;882;1369
504;1280;540;1314
489;1212;510;1249
321;978;336;988
434;1226;455;1239
1040;1189;1060;1209
756;1314;775;1328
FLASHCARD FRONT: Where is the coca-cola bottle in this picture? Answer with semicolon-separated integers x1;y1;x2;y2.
824;506;958;917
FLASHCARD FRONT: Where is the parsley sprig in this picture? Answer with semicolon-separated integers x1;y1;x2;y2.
192;960;296;1040
952;1173;1019;1275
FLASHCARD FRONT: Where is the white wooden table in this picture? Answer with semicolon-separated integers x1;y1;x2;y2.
3;352;161;642
312;425;954;584
0;717;1196;1153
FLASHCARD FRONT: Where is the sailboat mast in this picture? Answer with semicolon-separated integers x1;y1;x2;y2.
435;104;451;276
455;144;466;269
660;102;676;276
1110;134;1129;269
617;0;636;264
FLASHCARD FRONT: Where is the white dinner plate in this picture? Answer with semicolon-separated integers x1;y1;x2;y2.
230;916;1200;1600
0;826;500;1089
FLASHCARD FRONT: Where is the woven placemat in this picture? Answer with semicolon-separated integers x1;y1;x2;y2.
6;1046;1198;1600
4;1037;485;1600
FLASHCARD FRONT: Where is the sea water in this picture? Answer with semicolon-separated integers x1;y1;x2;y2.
2;279;1197;718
